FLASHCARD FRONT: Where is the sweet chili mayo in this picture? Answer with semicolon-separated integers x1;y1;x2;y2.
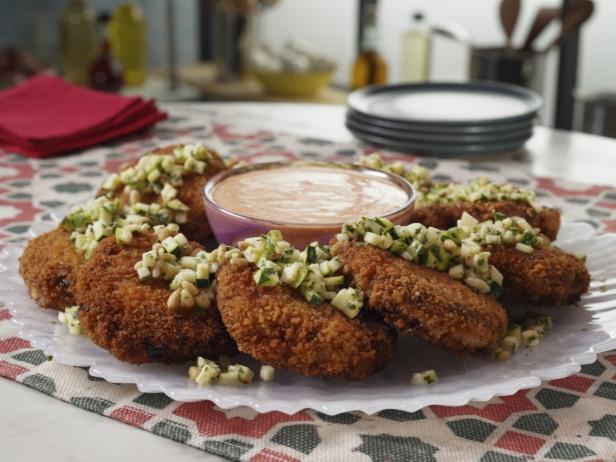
211;166;409;223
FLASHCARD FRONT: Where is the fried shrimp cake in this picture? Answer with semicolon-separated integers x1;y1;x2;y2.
334;242;508;354
75;233;236;364
99;144;227;244
488;246;590;306
215;263;396;381
409;201;561;241
19;227;84;310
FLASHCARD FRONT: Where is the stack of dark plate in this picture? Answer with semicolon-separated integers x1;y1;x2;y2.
346;81;542;157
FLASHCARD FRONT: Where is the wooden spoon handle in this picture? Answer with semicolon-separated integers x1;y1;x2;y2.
522;7;560;51
542;0;594;53
500;0;521;46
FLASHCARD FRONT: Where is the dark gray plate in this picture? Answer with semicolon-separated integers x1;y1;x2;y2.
347;108;536;134
346;115;533;144
348;125;532;156
348;81;542;126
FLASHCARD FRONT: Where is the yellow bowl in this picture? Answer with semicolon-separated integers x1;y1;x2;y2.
253;69;335;97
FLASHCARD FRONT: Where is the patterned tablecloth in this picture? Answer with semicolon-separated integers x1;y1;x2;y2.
1;104;616;462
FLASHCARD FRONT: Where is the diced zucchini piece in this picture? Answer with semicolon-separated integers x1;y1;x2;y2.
147;168;161;183
364;231;387;249
102;173;121;191
260;365;275;382
493;348;511;361
324;275;344;289
363;218;384;234
389;240;407;254
62;211;90;230
448;264;464;280
170;269;197;290
492;211;506;221
520;231;536;245
410;369;438;385
465;277;490;293
442;227;461;243
266;230;283;242
472;252;489;270
243;245;261;263
460;241;481;259
136;264;151;280
166;198;189;211
431;245;450;271
507;324;522;345
58;305;82;336
162;236;180;255
93;221;107;241
179;256;197;270
197;356;212;368
318;260;332;276
533;314;552;331
342;223;356;236
501;230;515;245
161;183;177;203
184;157;197;171
196;263;211;288
374;217;393;231
321;257;342;275
301;287;324;305
100;207;113;225
230;364;255;384
458;212;479;230
174;233;189;248
331;288;362;318
161;156;175;173
194;160;206;174
489;266;504;286
281;262;308;288
259;259;281;273
218;365;254;385
253;267;279;287
388;226;399;239
218;372;240;385
142;250;157;267
174;212;188;224
500;335;520;354
522;329;541;347
442;239;457;252
515;242;533;253
417;247;429;265
115;227;133;245
192;358;221;385
303;245;317;264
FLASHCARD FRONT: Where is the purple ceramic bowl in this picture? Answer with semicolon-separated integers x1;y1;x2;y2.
203;161;416;248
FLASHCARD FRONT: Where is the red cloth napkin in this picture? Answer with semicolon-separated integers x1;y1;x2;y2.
0;75;167;157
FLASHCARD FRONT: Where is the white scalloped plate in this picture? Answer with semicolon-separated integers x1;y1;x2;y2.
2;217;616;415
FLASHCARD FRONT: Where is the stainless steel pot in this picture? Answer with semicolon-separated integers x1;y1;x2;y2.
470;47;546;93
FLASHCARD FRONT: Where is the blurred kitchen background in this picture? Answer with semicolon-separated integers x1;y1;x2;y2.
1;0;615;137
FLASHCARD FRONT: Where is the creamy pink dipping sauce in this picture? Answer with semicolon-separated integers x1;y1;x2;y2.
212;166;409;224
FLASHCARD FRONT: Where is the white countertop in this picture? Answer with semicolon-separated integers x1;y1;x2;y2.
184;102;616;186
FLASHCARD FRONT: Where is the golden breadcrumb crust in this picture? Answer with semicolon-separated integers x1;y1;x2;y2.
409;201;561;241
75;232;236;364
19;227;84;310
334;241;508;354
215;263;397;380
488;246;590;306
